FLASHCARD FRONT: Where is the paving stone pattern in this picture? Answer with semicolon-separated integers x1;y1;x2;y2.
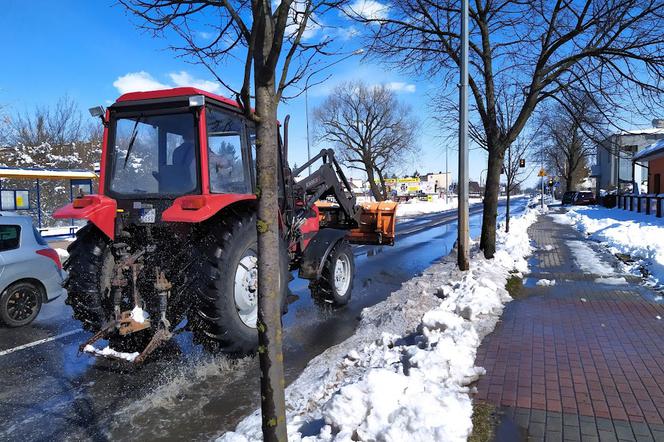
475;212;664;441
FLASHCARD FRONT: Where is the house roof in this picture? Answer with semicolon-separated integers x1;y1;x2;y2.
633;138;664;162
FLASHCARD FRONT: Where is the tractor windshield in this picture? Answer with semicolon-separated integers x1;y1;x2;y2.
108;112;198;196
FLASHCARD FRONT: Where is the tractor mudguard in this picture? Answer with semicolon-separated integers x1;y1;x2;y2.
298;228;348;280
161;194;256;223
53;195;117;239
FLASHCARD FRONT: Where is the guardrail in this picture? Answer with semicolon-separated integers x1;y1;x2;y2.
617;193;664;217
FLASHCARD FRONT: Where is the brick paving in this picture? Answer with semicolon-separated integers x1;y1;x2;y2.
475;210;664;441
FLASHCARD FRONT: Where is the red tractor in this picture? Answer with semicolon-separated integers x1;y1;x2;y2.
54;87;396;363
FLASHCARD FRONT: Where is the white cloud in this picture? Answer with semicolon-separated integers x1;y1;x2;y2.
345;0;389;20
337;26;360;41
168;71;221;94
112;71;222;95
386;82;416;93
113;71;169;94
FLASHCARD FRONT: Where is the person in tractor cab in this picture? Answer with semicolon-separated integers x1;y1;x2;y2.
171;133;197;190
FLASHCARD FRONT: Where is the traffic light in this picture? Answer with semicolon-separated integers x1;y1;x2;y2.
519;158;525;168
548;179;554;186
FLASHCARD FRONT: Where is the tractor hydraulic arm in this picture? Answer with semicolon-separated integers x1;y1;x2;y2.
291;149;360;222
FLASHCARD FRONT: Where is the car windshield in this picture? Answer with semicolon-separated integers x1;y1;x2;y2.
109;112;198;196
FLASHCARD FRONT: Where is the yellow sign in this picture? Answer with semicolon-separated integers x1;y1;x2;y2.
15;196;23;207
538;169;547;177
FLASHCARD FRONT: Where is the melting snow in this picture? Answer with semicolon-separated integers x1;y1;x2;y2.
219;201;545;442
131;306;149;324
83;344;139;362
567;241;615;276
554;207;664;286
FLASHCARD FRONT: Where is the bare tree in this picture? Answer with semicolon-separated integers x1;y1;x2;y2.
351;0;664;258
503;137;535;232
120;1;349;439
536;94;602;193
9;95;82;146
313;81;418;200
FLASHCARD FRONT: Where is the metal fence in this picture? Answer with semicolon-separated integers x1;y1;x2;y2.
617;194;664;217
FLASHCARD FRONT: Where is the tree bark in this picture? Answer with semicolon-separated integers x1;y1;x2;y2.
479;145;504;258
505;186;510;233
254;81;288;442
365;165;384;201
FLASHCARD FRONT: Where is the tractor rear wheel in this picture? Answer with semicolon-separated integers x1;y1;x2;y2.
190;210;289;354
310;239;354;306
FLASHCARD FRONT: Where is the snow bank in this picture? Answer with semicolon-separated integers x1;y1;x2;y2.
395;196;501;218
219;203;544;442
553;207;664;285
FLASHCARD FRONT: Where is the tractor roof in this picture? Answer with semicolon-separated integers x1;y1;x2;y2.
115;87;241;110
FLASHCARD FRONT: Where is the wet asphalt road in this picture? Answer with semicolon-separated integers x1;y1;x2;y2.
0;198;526;441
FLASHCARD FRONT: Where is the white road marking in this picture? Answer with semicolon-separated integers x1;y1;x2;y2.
0;329;83;357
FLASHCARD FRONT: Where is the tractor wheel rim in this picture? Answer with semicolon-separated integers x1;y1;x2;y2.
234;253;258;328
333;253;351;296
7;289;38;322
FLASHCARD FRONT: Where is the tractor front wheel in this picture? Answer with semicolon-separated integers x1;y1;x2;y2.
310;239;354;306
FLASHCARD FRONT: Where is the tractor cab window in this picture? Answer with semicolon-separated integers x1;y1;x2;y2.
109;112;197;196
207;108;248;194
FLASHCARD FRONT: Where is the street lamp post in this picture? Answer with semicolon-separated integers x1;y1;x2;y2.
458;0;470;271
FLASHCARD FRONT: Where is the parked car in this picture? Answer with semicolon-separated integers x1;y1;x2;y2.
573;191;596;206
0;214;65;327
562;191;577;205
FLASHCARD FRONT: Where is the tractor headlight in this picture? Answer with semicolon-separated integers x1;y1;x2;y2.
189;95;205;107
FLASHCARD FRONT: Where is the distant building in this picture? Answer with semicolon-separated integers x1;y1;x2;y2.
596;121;664;193
633;138;664;194
423;172;451;194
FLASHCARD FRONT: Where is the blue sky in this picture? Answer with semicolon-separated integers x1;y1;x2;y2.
0;0;493;183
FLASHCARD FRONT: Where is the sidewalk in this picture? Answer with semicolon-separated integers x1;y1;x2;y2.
474;210;664;441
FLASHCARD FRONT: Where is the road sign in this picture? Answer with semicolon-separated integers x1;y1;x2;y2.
538;169;547;177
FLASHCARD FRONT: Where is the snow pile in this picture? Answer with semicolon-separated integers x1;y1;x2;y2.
554;207;664;285
83;344;140;362
536;279;556;286
396;197;458;217
219;203;544;442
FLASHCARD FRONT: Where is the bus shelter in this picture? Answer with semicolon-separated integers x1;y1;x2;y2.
0;167;97;229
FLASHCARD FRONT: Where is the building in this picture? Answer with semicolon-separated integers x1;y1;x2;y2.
633;138;664;194
596;121;664;193
424;172;451;194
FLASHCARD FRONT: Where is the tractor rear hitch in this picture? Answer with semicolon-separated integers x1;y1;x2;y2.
79;268;175;365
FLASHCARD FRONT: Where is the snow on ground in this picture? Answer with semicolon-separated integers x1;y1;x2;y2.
536;279;556;286
553;207;664;285
219;202;545;442
567;240;616;276
396;195;514;218
595;277;627;285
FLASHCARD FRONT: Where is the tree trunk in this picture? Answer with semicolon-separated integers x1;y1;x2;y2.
505;185;511;233
376;168;389;200
254;81;288;442
479;146;504;258
365;165;384;201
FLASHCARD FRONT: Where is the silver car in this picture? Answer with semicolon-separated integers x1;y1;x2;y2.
0;213;66;327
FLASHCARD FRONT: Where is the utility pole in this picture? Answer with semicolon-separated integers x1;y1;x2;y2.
457;0;470;271
445;144;449;204
540;156;544;209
